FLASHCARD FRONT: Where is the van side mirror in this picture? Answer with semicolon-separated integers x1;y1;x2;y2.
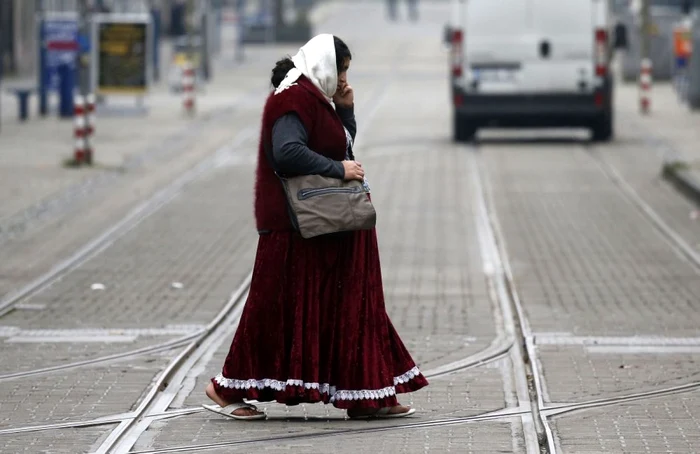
613;23;629;50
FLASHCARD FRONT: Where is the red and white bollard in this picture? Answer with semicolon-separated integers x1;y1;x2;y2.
639;58;652;114
73;94;95;166
85;94;96;165
182;61;196;114
73;95;87;165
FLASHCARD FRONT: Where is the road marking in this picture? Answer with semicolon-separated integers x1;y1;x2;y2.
585;345;700;354
535;334;700;346
0;325;206;343
6;335;137;343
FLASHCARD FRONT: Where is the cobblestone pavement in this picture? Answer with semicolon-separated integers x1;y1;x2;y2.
481;86;700;453
0;335;181;376
484;143;700;336
1;162;259;330
536;344;700;403
0;354;172;428
150;422;523;454
0;426;118;454
591;77;700;252
551;394;700;453
2;1;700;454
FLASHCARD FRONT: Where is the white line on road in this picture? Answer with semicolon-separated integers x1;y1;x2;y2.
534;334;700;346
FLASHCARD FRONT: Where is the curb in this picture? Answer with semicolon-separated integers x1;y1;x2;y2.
662;163;700;207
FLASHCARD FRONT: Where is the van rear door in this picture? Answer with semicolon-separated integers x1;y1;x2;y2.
528;0;596;92
463;0;598;94
464;0;537;94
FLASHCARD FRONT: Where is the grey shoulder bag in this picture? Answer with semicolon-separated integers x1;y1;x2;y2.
263;141;376;239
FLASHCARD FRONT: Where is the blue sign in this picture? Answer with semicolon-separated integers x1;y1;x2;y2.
78;33;91;53
40;18;79;92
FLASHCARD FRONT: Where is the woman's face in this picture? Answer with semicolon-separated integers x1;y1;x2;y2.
337;57;351;92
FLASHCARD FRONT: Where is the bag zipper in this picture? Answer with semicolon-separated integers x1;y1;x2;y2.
297;186;364;200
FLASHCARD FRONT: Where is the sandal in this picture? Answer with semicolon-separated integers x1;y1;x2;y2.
348;406;416;420
202;402;266;420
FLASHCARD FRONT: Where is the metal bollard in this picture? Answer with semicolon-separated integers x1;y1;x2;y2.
688;12;700;110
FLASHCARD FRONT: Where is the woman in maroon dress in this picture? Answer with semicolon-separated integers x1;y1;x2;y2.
203;33;428;420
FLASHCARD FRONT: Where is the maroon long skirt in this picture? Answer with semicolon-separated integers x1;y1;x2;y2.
211;228;428;410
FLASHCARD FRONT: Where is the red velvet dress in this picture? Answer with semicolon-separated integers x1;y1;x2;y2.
211;76;428;410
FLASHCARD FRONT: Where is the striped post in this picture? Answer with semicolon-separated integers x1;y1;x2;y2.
640;58;652;114
85;94;96;165
73;95;87;165
182;61;196;114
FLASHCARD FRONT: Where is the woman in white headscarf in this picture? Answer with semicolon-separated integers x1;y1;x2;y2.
203;34;428;420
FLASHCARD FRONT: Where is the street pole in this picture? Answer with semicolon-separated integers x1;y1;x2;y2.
186;0;195;63
235;0;245;63
183;0;197;115
202;0;210;81
37;0;49;117
77;0;90;96
640;0;652;114
689;4;700;109
0;1;4;134
275;0;285;32
148;0;161;83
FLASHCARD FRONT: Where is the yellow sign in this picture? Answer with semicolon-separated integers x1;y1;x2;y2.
96;21;148;95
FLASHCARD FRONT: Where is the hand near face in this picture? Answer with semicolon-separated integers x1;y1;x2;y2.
333;84;354;108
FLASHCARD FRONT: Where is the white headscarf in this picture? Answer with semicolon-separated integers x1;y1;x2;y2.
275;34;338;103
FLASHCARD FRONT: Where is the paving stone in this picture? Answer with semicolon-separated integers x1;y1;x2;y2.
0;425;116;454
552;394;700;453
0;336;174;376
535;345;700;404
173;423;524;454
0;353;171;429
483;144;700;336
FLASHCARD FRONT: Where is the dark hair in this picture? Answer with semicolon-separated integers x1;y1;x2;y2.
334;36;352;73
270;57;296;88
270;36;352;88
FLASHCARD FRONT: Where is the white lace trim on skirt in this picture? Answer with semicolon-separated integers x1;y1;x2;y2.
214;366;422;402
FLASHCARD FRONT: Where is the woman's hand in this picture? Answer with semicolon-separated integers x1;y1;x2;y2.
342;160;364;181
333;84;354;108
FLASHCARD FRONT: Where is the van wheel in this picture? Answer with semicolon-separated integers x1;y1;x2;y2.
453;112;477;143
591;110;613;142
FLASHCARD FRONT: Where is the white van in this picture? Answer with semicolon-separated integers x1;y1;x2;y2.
448;0;615;141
